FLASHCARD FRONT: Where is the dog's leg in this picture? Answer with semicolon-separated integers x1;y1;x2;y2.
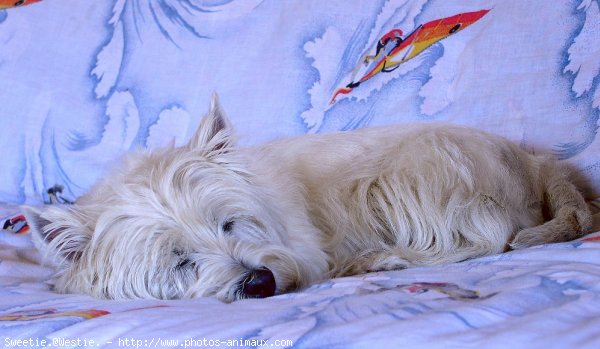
510;161;592;248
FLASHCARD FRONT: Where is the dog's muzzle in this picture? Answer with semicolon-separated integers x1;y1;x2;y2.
240;267;276;299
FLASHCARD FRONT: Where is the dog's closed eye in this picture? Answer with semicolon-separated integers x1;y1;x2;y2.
172;249;194;270
175;257;193;270
222;220;235;233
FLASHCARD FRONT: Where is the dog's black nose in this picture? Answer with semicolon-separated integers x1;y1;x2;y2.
241;267;276;299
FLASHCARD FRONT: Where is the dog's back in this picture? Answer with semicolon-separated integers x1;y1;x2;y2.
246;123;591;275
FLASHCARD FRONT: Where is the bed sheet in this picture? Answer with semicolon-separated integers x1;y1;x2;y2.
1;204;600;349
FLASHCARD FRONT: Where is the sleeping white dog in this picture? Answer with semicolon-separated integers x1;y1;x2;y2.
24;95;592;302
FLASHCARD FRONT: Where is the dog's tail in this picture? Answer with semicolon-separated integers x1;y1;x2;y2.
510;160;592;249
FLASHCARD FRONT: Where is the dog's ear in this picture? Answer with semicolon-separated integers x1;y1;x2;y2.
22;205;92;266
188;93;234;154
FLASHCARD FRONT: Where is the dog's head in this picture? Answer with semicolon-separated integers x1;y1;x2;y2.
23;95;327;302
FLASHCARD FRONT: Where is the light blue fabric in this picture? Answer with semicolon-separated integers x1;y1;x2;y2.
1;207;600;348
0;0;599;204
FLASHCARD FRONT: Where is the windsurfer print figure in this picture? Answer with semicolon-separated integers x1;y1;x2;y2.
363;29;404;69
345;29;405;89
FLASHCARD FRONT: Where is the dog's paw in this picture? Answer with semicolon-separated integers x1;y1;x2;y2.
367;253;412;272
348;251;413;275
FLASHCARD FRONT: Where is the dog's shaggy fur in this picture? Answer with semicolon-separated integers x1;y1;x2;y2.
24;95;592;302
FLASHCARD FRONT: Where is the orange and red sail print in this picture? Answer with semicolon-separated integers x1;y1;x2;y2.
331;9;490;104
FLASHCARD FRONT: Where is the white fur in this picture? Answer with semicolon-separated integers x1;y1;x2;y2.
23;95;592;302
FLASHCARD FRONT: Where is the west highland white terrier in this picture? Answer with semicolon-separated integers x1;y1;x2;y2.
24;95;592;302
